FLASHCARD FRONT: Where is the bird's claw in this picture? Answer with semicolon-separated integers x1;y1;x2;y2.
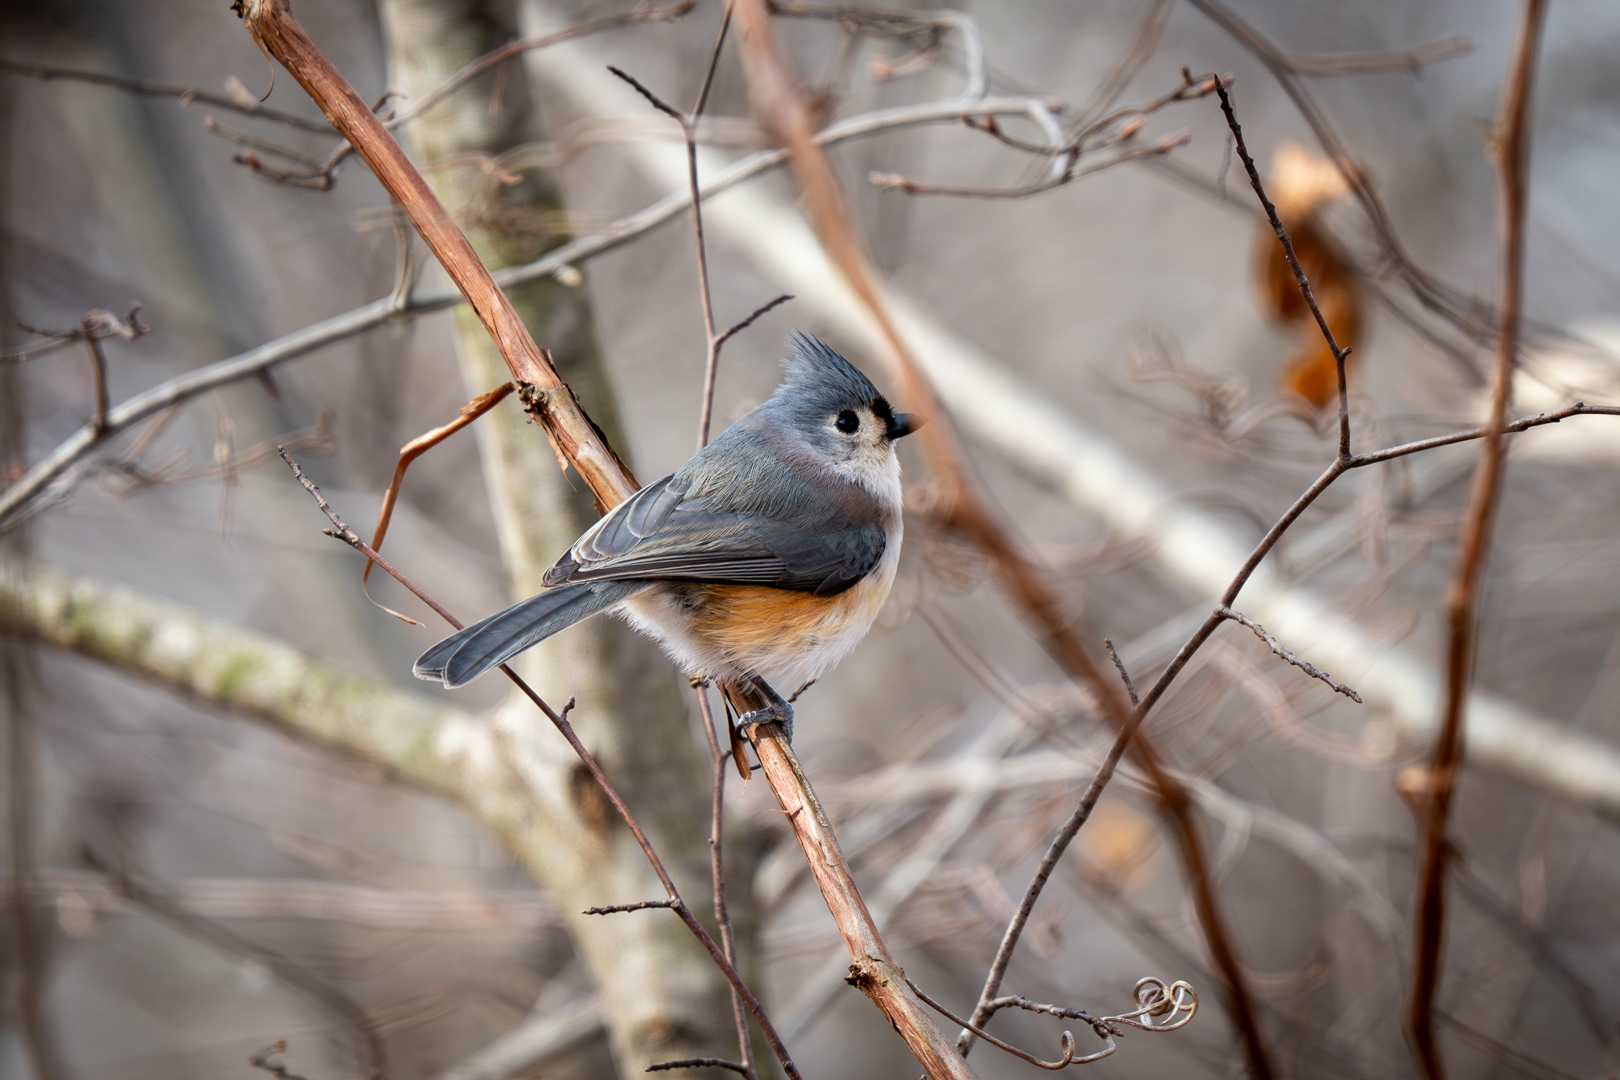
738;700;794;744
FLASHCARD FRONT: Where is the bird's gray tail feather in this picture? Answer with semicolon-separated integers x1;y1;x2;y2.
414;581;645;688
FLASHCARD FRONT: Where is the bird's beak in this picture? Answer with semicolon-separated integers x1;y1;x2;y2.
888;412;925;440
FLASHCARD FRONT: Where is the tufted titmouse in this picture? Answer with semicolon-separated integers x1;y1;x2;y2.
414;331;918;735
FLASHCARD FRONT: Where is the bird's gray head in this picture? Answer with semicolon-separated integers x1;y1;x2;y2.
765;331;920;470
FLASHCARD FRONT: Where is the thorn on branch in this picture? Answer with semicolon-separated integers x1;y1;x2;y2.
1219;607;1362;702
583;899;681;916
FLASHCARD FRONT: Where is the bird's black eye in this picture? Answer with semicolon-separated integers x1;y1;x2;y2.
835;410;860;434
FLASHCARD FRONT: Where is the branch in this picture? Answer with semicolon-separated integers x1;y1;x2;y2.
0;559;476;794
235;0;636;506
1214;76;1352;458
1218;607;1362;702
958;642;1137;1055
0;57;332;132
1183;0;1498;355
274;450;797;1079
0;91;1050;526
743;721;976;1078
1409;3;1549;1075
729;3;1268;1074
1281;36;1473;76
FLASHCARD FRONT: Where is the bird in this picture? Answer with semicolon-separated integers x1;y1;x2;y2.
413;330;919;739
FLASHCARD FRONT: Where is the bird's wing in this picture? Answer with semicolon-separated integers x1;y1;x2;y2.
543;471;887;597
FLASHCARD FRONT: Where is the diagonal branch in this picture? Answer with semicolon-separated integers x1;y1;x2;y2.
728;2;1262;1074
234;0;635;507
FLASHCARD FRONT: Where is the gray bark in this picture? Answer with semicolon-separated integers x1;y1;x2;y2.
373;1;750;1075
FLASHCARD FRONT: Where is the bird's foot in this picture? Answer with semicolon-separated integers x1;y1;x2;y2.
738;698;794;744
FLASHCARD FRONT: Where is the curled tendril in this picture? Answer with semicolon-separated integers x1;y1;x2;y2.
1102;977;1199;1032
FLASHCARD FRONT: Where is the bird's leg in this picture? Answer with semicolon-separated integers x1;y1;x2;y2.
733;676;794;744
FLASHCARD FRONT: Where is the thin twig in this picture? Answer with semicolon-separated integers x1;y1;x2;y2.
274;449;798;1080
1218;607;1362;702
0;57;332;132
646;1059;751;1075
1409;3;1548;1075
81;330;109;436
0;92;1065;525
730;5;1264;1072
1214;76;1352;460
958;640;1137;1056
714;293;794;350
607;43;772;454
695;683;756;1078
906;976;1087;1070
1282;36;1473;76
870;133;1191;198
1185;0;1498;363
583;899;680;915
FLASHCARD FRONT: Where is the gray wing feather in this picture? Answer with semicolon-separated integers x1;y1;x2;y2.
542;466;887;596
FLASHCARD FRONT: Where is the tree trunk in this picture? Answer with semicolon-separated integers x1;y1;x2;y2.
375;2;750;1075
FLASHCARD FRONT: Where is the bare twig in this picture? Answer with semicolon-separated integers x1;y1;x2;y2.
1409;3;1549;1075
646;1059;751;1075
957;642;1138;1056
204;115;326;169
1184;0;1498;357
364;383;515;590
906;976;1087;1070
583;899;680;915
0;91;1058;525
1218;608;1362;702
0;57;332;132
1214;77;1352;459
730;3;1263;1073
275;449;800;1079
237;0;636;505
383;2;697;132
1281;36;1473;76
870;132;1191;198
609;25;790;456
694;684;755;1078
715;293;794;350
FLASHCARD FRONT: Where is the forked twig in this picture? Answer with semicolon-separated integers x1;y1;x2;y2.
249;1040;316;1080
363;383;515;593
607;41;793;453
